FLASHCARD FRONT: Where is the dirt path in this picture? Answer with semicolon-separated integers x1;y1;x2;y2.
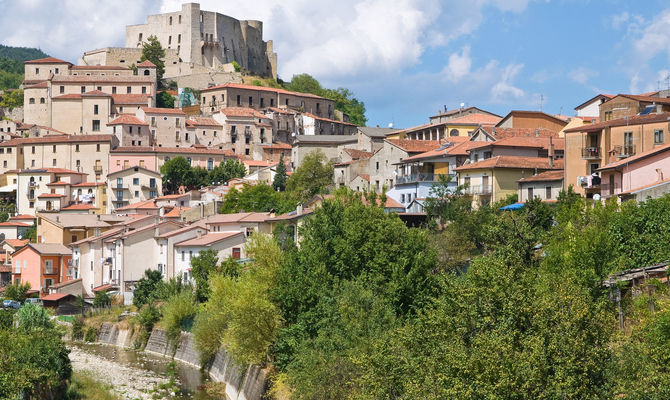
68;345;174;400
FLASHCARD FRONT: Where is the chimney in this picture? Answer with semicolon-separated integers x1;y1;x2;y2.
296;202;303;216
97;214;101;221
56;216;59;223
548;136;554;168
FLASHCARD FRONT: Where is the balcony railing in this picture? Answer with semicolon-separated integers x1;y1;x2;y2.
465;185;493;195
94;165;103;174
396;173;444;184
616;144;636;158
582;147;601;159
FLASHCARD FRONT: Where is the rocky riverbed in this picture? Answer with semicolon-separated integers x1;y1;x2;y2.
68;344;176;400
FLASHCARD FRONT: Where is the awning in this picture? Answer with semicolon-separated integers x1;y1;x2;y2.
500;202;525;211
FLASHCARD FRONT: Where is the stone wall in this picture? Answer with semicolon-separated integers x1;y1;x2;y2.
181;201;219;223
167;71;242;91
96;323;268;400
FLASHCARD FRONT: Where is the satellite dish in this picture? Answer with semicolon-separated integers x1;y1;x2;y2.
593;194;601;201
388;123;393;128
460;102;465;108
17;235;21;240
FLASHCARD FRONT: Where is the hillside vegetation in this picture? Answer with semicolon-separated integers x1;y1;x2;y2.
0;44;49;90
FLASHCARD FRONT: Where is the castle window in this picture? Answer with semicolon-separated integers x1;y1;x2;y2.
168;36;172;45
59;86;64;94
127;86;131;94
169;16;172;25
138;33;142;42
112;87;116;94
178;34;181;43
35;68;39;75
142;86;147;93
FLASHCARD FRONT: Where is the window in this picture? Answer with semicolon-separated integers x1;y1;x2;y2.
376;161;379;170
401;194;405;203
29;98;35;104
59;86;64;94
112;86;116;94
149;178;156;187
96;143;100;152
134;190;139;197
94;104;99;115
186;157;191;164
528;187;534;199
97;86;101;91
545;186;552;199
140;160;145;168
245;148;250;155
655;129;664;144
133;178;139;185
270;98;274;107
92;120;100;131
178;34;181;43
232;248;241;259
168;35;172;45
127;86;131;94
129;126;133;134
76;160;80;168
117;178;123;187
207;158;213;170
169;16;172;25
81;86;85;93
248;96;253;107
116;159;120;166
178;15;181;24
52;159;56;166
31;146;35;154
185;133;189;141
181;251;185;261
142;86;146;94
116;190;123;199
138;33;142;42
35;67;39;75
604;111;613;121
44;260;53;274
31;160;35;167
75;144;80;152
150;190;156;198
45;278;54;289
55;67;59;74
236;95;241;106
260;97;264;107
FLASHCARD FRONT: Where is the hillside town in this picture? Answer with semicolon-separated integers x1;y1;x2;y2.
5;3;670;400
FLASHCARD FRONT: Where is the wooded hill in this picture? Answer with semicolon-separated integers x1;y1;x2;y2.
0;44;49;90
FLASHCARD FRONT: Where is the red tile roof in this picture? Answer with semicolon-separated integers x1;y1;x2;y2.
111;94;151;105
25;57;71;65
386;139;443;153
41;293;72;301
454;156;563;171
219;107;268;119
469;136;564;151
71;182;105;187
108;115;149;126
52;94;83;100
262;142;291;150
517;170;564;183
61;204;95;210
0;134;114;147
37;193;65;198
141;107;185;115
481;126;561;139
357;174;370;182
137;60;156;67
164;207;190;218
4;239;29;248
0;221;31;227
155;193;188;200
343;148;373;160
442;113;502;125
564;112;670;133
175;231;243;247
10;215;35;220
71;65;129;70
46;181;68;186
116;199;157;210
82;90;110;97
186;117;221;127
25;81;48;89
597;142;670;172
202;83;325;99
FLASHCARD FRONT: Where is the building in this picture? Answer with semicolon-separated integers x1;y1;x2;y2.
107;166;161;212
22;57;156;131
11;243;72;295
599;94;670;122
517;170;564;202
563;112;670;197
428;106;501;124
291;135;358;168
375;139;445;196
125;3;277;78
173;231;246;283
495;110;568;133
597;142;670;202
37;212;135;246
213;107;274;158
357;126;401;152
574;94;613;118
109;145;236;174
390;113;502;141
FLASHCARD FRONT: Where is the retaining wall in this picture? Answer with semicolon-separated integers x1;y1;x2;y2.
97;323;267;400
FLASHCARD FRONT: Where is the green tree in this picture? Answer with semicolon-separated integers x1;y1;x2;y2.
190;249;219;302
286;74;324;96
0;89;23;108
273;153;288;192
16;303;53;332
93;291;111;308
220;183;293;214
208;158;247;185
323;87;367;126
161;290;198;341
160;156;192;194
285;150;333;202
140;35;165;82
133;269;164;307
156;90;175;108
4;281;30;302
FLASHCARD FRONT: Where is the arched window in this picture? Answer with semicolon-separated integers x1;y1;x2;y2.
144;69;150;76
40;98;45;104
46;201;52;211
29;98;35;104
449;129;459;137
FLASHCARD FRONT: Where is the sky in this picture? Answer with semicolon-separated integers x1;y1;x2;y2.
3;0;670;129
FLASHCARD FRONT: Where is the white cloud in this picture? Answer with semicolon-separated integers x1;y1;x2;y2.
569;67;598;85
491;63;526;102
633;9;670;63
611;12;629;29
444;46;472;81
0;0;156;62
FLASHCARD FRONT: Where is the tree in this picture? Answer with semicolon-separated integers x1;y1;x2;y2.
286;74;324;96
160;156;192;194
140;35;165;82
190;249;219;302
156;91;175;108
4;281;30;302
16;303;53;332
0;89;23;109
273;153;288;192
220;183;294;214
208;159;246;185
93;291;111;308
285;150;333;202
133;269;164;307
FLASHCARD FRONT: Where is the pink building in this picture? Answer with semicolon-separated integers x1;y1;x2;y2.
598;143;670;201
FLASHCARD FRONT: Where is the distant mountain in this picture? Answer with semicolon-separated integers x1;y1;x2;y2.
0;45;50;90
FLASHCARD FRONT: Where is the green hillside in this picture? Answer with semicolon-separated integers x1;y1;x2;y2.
0;44;49;90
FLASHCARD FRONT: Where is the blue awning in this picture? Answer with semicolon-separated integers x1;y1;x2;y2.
500;202;525;211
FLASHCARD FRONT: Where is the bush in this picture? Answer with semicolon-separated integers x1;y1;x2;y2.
161;291;198;342
232;61;241;72
0;309;15;329
137;304;161;332
93;291;111;308
71;317;84;340
16;303;53;332
84;326;98;342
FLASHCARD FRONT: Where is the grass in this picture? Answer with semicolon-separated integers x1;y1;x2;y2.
58;315;75;323
66;371;119;400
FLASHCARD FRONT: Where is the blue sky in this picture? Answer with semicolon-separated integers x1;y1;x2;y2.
2;1;670;129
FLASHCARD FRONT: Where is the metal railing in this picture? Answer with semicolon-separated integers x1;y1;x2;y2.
616;144;636;158
464;185;493;195
581;147;601;159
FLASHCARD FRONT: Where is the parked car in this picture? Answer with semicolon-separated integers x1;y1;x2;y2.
2;300;21;309
24;298;42;306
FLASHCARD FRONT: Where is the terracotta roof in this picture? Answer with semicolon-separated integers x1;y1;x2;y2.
469;136;564;151
116;199;157;210
496;110;569;128
219;107;268;119
205;212;273;224
37;193;65;198
25;81;48;89
0;221;32;227
72;65;128;70
137;60;156;67
25;57;71;65
443;113;502;125
401;140;472;162
141;107;185;115
186;117;221;127
0;134;113;147
93;284;116;292
201;83;325;99
108;115;148;126
607;94;670;106
61;204;95;210
454;156;563;171
9;215;35;220
175;231;243;247
343;148;373;160
18;243;71;256
155;224;204;238
261;142;291;150
4;239;29;248
597;142;670;172
82;90;110;97
445;140;486;156
71;182;105;187
564;112;670;133
386;139;443;153
48;278;81;289
360;195;404;209
46;181;68;186
155;193;188;200
52;94;82;100
481;126;560;139
303;112;356;126
517;170;564;183
111;146;237;157
51;75;153;83
111;94;151;105
164;207;190;218
267;107;295;115
357;174;370;182
41;293;72;301
70;226;124;246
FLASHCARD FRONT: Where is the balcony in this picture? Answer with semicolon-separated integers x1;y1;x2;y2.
465;185;493;195
396;173;449;184
581;147;601;160
94;165;103;174
578;175;601;189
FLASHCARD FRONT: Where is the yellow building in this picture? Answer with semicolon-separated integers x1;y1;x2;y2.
387;113;502;141
36;213;137;245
